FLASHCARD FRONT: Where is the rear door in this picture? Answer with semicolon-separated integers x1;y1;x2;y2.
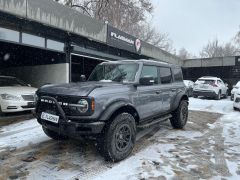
159;67;173;112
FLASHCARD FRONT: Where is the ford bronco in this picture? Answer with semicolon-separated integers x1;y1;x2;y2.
35;60;188;162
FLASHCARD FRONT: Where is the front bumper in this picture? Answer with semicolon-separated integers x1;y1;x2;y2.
36;96;105;135
1;99;35;113
193;90;217;98
38;118;105;135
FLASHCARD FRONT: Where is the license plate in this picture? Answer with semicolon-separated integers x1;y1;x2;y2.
41;112;59;124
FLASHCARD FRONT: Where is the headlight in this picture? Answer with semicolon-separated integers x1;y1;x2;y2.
0;94;22;101
77;99;89;113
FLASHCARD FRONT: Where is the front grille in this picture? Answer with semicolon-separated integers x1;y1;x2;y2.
37;93;81;116
22;95;34;101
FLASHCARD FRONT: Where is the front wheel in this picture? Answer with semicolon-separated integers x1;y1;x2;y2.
170;100;188;129
98;113;136;162
42;126;68;140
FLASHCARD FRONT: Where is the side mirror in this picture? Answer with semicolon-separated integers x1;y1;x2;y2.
80;75;86;82
139;76;154;86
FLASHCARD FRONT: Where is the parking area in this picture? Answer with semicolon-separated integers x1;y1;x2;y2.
0;97;239;179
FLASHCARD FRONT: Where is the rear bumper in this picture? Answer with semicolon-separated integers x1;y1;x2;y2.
193;90;217;97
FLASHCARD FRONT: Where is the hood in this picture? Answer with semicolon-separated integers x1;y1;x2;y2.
0;86;37;95
37;81;125;97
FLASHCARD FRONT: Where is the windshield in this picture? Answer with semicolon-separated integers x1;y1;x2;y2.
88;63;139;83
197;79;215;85
0;77;28;87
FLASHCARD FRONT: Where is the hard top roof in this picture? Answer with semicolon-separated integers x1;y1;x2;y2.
101;59;179;68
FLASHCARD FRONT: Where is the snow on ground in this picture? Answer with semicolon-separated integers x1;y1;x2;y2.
94;97;240;180
0;119;49;152
0;97;240;179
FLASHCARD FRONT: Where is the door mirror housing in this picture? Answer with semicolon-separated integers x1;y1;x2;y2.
139;76;155;86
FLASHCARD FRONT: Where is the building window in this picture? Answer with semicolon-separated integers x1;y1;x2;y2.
47;39;64;52
0;27;19;42
22;33;45;48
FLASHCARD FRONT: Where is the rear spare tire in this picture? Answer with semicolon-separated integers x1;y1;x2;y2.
99;112;136;162
170;100;188;129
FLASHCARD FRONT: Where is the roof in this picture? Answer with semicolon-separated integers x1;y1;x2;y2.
101;59;179;67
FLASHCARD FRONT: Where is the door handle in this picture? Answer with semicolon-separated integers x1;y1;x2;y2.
156;91;161;94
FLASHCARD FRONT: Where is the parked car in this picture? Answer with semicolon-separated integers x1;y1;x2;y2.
193;76;228;100
231;81;240;101
35;60;189;162
184;80;194;97
0;76;37;115
233;88;240;110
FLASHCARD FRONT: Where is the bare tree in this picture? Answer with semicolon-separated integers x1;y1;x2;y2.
177;48;192;60
54;0;174;52
199;39;238;58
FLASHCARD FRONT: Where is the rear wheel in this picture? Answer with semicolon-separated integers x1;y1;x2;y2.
97;113;136;162
42;126;68;140
170;100;188;129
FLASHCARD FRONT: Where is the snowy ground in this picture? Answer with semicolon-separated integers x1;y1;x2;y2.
0;97;239;179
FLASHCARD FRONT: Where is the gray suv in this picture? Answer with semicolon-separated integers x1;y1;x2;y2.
35;60;188;162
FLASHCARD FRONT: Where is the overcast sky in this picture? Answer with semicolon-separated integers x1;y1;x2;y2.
151;0;240;56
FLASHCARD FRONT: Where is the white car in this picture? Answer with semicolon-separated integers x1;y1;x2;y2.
0;76;37;114
193;76;228;100
231;81;240;101
233;88;240;110
184;80;194;97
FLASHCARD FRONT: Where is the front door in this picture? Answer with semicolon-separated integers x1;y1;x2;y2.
136;65;162;120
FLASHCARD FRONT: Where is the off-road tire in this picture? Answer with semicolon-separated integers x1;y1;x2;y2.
42;126;68;140
170;100;188;129
98;113;136;162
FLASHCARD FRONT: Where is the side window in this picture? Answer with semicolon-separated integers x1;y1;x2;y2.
141;65;159;84
173;67;183;82
159;67;172;84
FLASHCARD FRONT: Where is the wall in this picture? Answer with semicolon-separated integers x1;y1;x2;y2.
182;56;236;68
0;63;69;87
